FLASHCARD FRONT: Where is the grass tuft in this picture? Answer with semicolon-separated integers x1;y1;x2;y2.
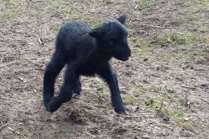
151;32;198;46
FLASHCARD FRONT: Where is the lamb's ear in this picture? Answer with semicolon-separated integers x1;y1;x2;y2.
89;27;102;38
117;15;127;24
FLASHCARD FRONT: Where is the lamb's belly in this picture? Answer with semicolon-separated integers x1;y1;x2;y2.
78;65;97;76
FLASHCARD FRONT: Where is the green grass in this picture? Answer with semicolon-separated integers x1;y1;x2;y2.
46;0;101;25
136;0;156;10
124;95;138;105
178;0;209;7
132;84;148;95
133;46;152;56
144;87;187;122
156;46;209;64
1;0;21;6
150;32;198;46
0;0;24;21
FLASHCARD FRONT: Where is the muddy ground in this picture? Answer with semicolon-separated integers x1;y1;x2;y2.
0;0;209;138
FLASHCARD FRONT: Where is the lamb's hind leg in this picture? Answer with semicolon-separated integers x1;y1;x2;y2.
43;50;66;109
47;63;79;112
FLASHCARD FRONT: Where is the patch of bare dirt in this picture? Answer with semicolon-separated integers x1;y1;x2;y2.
0;0;209;138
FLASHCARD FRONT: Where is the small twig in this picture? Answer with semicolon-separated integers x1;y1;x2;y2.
8;127;26;138
140;24;170;29
202;99;209;105
0;123;8;131
17;76;26;82
158;98;164;112
24;58;43;68
181;85;196;90
184;92;191;108
38;38;44;46
0;61;17;68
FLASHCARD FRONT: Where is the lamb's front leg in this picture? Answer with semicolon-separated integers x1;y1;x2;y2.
72;77;81;97
97;63;125;114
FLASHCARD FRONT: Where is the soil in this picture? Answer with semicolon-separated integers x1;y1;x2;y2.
0;0;209;139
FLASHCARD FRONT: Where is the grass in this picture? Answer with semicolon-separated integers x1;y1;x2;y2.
46;0;101;33
157;46;209;64
133;46;153;57
144;86;188;123
198;26;209;33
150;32;198;46
128;85;188;122
131;30;208;64
129;0;209;55
0;0;24;21
0;0;101;27
132;84;148;95
51;23;61;33
178;0;209;7
136;0;156;11
124;95;138;105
